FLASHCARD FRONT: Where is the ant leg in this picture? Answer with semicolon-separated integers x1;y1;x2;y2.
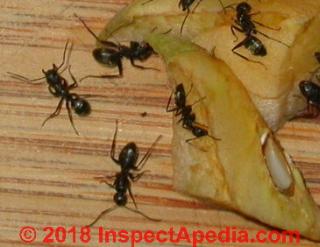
7;72;44;84
131;170;150;182
256;30;289;47
292;103;320;119
66;99;80;136
67;66;79;89
86;205;118;227
165;92;177;112
42;98;64;128
253;20;281;31
232;38;267;68
129;58;159;72
231;25;243;42
185;83;194;97
110;120;121;165
117;60;123;76
124;206;161;222
190;96;206;107
128;182;138;209
136;135;162;171
79;74;121;82
94;176;116;188
79;62;123;82
180;8;190;35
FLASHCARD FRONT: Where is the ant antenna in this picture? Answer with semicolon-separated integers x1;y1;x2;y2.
256;30;290;48
75;13;120;48
180;9;191;35
57;40;73;71
124;206;161;221
86;205;118;227
136;135;162;170
190;96;206;107
7;72;45;84
75;14;101;42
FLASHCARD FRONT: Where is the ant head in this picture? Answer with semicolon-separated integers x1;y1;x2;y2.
42;66;60;83
299;81;318;98
72;98;91;116
118;142;139;170
237;2;251;13
93;48;118;68
133;43;154;61
114;192;127;206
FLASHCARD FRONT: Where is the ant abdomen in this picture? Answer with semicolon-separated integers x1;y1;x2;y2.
246;37;267;56
114;192;127;206
299;81;320;103
72;98;91;116
92;48;119;68
192;126;208;137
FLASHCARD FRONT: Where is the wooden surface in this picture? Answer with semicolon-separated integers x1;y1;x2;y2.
0;0;319;246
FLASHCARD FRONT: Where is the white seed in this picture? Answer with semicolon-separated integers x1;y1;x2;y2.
262;131;294;194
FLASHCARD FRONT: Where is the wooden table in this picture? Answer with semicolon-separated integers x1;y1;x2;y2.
0;0;319;246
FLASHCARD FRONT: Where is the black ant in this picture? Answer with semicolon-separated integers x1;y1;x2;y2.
295;52;320;119
166;83;218;142
87;120;162;227
75;14;157;81
143;0;224;34
225;2;289;66
7;41;90;135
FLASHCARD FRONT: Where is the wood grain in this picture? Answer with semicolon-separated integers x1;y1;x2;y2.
0;0;319;246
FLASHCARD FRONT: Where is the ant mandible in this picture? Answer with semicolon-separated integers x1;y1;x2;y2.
87;120;162;227
7;40;91;135
75;14;157;81
225;1;289;66
166;83;219;142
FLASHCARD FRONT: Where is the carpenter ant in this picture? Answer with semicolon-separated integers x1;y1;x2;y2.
7;41;90;135
226;1;289;66
87;120;162;227
75;14;157;81
166;83;219;142
295;53;320;119
296;81;320;118
143;0;224;34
